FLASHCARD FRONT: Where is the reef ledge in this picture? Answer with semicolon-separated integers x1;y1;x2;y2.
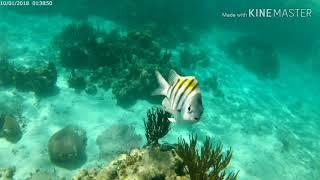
72;145;190;180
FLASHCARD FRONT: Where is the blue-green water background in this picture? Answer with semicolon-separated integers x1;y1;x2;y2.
0;1;319;179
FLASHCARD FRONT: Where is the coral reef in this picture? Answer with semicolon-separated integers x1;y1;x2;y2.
0;167;15;180
55;23;174;106
87;67;112;91
26;169;60;180
226;36;280;79
67;71;87;92
0;114;22;143
48;125;87;169
176;135;238;180
14;62;58;96
0;59;58;96
96;124;142;160
144;108;171;145
0;58;15;87
72;110;239;179
54;22;107;69
73;167;101;180
73;146;189;180
101;31;173;106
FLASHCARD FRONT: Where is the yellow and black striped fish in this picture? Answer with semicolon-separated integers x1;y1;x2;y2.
152;69;203;123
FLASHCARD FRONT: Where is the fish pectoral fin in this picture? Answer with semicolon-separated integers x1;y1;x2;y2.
168;69;180;86
168;118;177;123
162;98;174;114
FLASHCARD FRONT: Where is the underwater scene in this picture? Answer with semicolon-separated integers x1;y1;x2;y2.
0;0;319;179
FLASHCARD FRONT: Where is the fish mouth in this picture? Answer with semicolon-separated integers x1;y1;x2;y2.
193;117;200;121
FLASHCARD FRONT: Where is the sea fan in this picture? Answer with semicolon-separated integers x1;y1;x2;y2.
177;134;239;180
143;108;171;145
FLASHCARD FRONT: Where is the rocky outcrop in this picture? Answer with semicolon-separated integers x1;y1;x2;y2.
73;146;190;180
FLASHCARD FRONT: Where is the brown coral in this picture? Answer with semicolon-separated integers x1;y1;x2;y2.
0;114;22;143
48;125;87;169
73;146;189;180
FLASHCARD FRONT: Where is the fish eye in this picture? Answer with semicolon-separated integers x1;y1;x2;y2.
188;106;192;113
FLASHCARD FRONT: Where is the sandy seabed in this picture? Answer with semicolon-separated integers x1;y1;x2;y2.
0;11;319;180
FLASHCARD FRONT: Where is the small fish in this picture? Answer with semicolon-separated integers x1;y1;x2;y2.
152;69;203;123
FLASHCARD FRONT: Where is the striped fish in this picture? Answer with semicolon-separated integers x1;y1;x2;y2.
152;69;203;123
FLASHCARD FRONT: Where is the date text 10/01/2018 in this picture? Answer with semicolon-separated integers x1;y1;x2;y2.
0;1;52;6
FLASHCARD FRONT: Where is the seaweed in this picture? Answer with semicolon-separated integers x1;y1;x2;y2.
143;108;171;145
177;135;239;180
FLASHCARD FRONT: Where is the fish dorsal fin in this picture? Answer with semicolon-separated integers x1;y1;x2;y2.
152;70;170;96
168;69;181;86
162;98;174;114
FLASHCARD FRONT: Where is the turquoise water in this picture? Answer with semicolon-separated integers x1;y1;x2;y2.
0;1;319;179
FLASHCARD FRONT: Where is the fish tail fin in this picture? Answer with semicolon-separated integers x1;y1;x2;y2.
152;70;170;96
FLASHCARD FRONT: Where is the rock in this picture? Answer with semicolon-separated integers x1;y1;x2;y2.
0;114;22;143
0;166;15;180
48;126;87;169
73;146;190;180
